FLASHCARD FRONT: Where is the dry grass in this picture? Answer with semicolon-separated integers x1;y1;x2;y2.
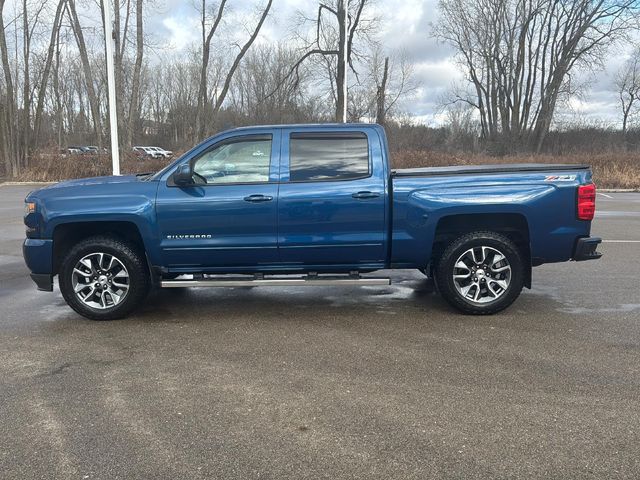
16;153;170;182
392;151;640;189
16;150;640;189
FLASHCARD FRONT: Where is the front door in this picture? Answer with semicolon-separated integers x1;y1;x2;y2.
156;133;280;270
276;129;387;269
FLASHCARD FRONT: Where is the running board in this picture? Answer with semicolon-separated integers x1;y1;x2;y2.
161;274;391;288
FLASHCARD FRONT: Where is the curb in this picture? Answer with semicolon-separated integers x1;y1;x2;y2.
599;189;639;193
0;182;56;186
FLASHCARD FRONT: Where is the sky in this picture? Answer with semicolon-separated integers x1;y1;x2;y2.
127;0;637;126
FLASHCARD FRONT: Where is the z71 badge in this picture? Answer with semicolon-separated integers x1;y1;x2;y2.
545;175;576;181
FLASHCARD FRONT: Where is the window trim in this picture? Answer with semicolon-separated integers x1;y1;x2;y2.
287;131;372;184
168;134;274;187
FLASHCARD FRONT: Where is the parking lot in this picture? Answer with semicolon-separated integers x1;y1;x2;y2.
1;183;639;479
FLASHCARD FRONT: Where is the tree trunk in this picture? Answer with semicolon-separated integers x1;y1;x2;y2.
68;0;102;148
33;0;65;149
127;0;143;147
376;57;389;125
196;0;227;140
0;0;17;176
53;27;63;148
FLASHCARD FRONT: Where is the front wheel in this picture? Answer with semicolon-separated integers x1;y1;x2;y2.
59;235;150;320
436;231;525;315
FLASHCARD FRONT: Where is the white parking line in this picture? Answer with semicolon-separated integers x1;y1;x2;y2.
597;192;613;199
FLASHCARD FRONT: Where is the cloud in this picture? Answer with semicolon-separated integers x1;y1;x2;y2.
161;16;200;51
144;0;635;125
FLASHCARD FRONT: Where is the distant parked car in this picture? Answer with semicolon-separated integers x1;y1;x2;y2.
85;146;108;154
149;146;173;158
133;146;160;159
69;146;104;156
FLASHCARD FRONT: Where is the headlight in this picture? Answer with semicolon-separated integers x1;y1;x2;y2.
24;202;36;216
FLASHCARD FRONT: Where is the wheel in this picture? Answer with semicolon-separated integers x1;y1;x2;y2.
59;235;150;320
436;231;524;315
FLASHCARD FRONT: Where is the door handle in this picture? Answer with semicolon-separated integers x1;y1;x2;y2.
243;194;273;203
352;191;380;199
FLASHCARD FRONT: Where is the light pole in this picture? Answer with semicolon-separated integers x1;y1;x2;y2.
103;0;120;175
338;0;347;123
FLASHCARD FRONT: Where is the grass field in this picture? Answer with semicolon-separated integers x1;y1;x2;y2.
14;150;640;189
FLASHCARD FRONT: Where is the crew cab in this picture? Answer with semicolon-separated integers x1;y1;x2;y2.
23;124;601;320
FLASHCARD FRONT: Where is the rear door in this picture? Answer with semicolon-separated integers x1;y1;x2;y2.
276;128;387;269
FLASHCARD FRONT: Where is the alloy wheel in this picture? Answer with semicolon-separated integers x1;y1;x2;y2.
452;246;512;304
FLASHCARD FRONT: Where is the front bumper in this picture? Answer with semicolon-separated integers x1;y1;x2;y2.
23;238;54;291
572;237;602;261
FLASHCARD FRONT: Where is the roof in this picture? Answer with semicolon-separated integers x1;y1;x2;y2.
220;122;382;133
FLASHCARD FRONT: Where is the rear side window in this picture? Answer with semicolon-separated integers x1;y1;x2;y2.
289;132;369;182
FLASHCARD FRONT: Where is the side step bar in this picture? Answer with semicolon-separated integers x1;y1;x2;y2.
161;274;391;288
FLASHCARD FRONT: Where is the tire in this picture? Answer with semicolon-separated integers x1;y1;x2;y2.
59;235;150;320
436;231;524;315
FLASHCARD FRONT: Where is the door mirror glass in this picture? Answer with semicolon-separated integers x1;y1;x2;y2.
173;163;193;186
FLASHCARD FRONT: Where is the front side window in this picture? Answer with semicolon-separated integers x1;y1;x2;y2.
289;132;369;182
192;136;272;184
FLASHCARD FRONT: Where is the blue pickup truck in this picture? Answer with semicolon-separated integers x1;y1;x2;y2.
23;124;601;320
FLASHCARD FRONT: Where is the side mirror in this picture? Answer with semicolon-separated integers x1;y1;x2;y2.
173;163;193;186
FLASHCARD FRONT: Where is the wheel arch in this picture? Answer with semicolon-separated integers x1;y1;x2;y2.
431;213;532;288
52;221;147;275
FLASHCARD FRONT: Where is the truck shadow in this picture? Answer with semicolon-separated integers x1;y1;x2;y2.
134;276;451;324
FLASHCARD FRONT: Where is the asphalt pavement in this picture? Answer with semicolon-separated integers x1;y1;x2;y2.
0;184;639;479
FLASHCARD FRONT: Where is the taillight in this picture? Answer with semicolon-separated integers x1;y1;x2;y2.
577;183;596;220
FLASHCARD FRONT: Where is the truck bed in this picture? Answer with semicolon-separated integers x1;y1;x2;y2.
392;163;590;177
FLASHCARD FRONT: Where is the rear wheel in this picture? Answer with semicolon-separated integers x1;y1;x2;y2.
59;235;150;320
436;231;524;315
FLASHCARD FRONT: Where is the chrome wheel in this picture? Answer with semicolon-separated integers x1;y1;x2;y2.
71;252;130;310
452;246;512;304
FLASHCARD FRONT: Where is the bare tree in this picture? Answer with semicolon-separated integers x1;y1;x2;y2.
33;0;66;148
615;48;640;135
279;0;374;122
195;0;227;140
229;44;319;124
210;0;273;123
372;49;414;125
195;0;273;140
346;48;415;124
436;0;640;152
